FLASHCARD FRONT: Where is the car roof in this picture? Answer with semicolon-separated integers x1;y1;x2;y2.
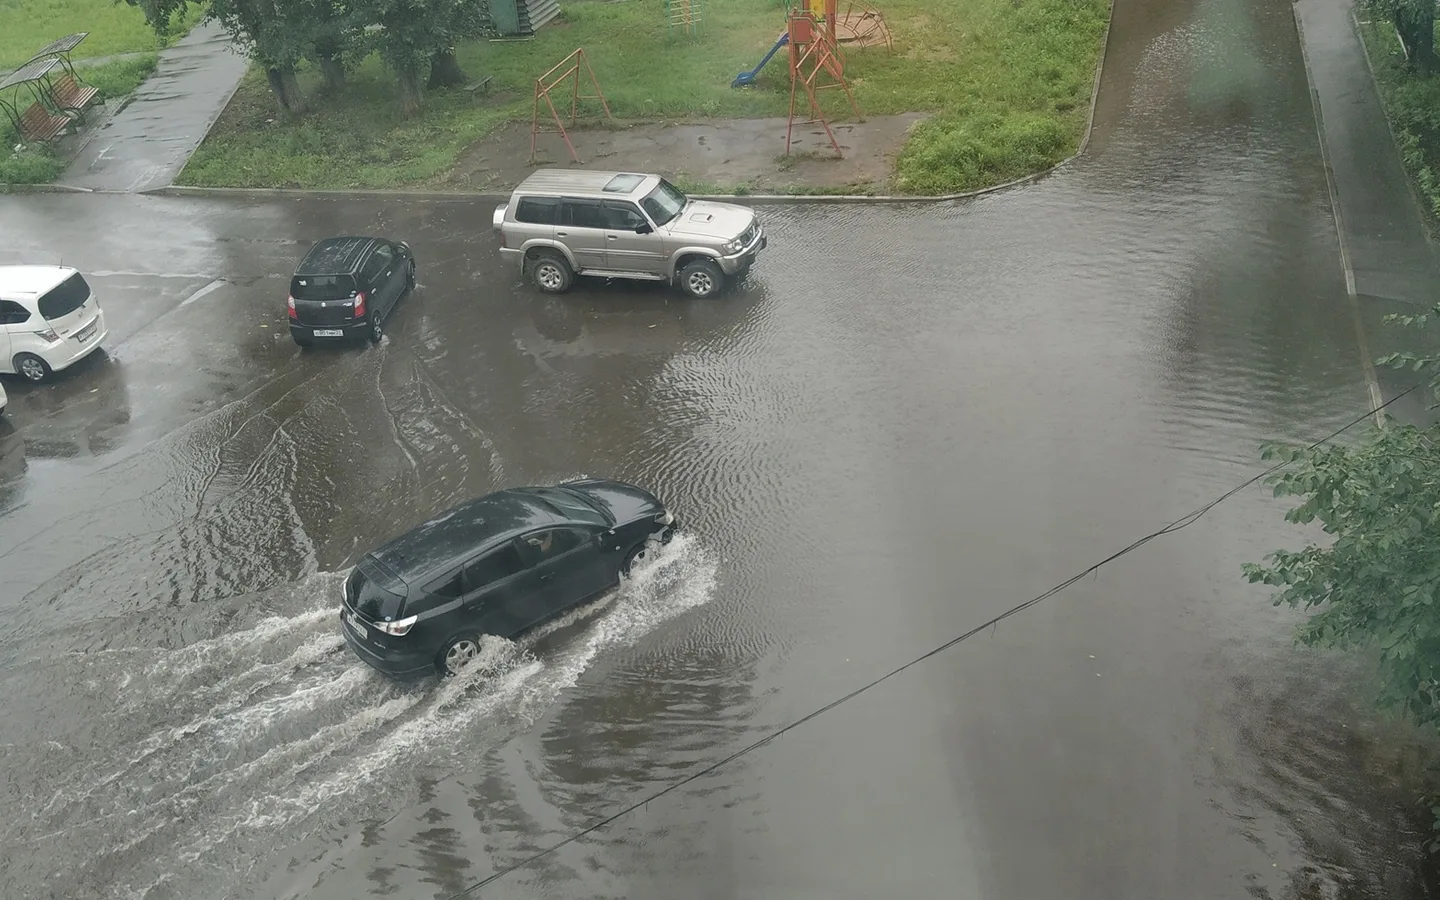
369;489;562;584
0;265;80;299
295;236;380;277
514;169;661;199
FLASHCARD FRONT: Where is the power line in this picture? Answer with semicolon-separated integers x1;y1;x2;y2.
444;381;1424;899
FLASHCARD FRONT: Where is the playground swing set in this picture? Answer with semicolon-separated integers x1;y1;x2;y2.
731;0;892;158
525;0;892;165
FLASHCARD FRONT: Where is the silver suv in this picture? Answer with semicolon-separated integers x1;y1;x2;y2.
493;170;767;299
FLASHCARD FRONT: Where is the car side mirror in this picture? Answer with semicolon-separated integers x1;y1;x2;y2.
635;223;653;235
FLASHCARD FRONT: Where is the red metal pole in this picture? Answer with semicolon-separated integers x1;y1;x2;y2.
531;78;541;163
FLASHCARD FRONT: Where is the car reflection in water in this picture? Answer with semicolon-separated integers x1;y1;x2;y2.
4;348;132;461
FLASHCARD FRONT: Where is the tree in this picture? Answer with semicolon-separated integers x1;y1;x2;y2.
1244;309;1440;742
364;0;492;116
307;0;365;92
124;0;308;113
1364;0;1436;74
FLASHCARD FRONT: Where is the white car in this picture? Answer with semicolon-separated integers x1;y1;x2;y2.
0;379;6;415
0;265;109;382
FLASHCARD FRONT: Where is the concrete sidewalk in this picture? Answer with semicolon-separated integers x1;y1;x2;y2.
1295;0;1440;304
57;20;247;193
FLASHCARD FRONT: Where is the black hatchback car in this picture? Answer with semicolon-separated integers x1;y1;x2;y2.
288;236;417;347
339;478;680;678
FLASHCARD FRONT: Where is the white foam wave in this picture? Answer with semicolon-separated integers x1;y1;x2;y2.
180;532;717;854
27;534;719;888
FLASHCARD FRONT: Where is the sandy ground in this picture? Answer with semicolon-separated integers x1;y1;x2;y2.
437;113;928;193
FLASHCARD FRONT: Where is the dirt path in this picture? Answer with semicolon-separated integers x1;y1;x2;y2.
437;114;928;193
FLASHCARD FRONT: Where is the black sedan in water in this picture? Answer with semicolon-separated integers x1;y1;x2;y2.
339;479;679;678
288;235;416;347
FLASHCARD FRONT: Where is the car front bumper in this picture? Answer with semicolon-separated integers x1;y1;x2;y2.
717;230;767;276
340;613;435;680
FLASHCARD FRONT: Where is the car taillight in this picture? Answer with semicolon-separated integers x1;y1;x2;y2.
353;292;367;317
34;328;59;343
376;615;416;637
287;295;297;319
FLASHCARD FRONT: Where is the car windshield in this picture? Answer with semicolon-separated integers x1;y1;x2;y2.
347;557;407;620
39;272;90;320
640;179;688;227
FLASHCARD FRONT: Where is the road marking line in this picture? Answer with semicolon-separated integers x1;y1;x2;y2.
180;279;225;307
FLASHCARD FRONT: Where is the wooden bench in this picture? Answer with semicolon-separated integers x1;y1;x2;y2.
463;75;494;99
18;102;70;143
51;73;100;118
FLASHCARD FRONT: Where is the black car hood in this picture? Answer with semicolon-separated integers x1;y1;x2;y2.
563;479;662;525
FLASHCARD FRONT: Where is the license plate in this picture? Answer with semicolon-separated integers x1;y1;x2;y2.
314;329;344;338
345;610;367;634
74;321;97;342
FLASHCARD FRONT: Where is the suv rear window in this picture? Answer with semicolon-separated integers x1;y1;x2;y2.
38;272;90;320
347;557;407;620
516;197;559;225
291;274;357;301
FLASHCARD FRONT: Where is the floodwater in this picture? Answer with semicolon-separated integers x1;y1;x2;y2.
1;0;1438;895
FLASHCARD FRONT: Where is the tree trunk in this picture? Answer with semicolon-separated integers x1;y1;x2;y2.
265;65;306;115
1395;3;1436;75
319;55;346;92
428;48;468;89
398;68;425;117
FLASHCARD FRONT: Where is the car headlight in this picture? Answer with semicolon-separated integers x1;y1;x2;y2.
656;510;674;526
724;237;744;253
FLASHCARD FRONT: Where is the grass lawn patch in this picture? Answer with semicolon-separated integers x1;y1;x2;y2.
182;0;1109;194
0;0;203;71
0;53;158;184
1359;18;1440;236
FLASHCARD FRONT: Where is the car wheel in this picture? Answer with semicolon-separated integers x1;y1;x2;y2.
437;634;481;677
406;259;417;292
368;313;384;344
622;535;665;577
531;252;573;294
13;353;49;383
679;259;724;298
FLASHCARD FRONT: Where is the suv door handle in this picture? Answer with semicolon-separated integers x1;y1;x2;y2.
607;235;618;241
556;231;567;237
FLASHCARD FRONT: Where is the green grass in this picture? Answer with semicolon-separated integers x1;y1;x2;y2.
0;0;202;70
181;0;1110;194
0;53;158;184
1359;18;1440;236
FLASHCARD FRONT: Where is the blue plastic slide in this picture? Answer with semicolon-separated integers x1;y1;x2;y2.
731;33;790;88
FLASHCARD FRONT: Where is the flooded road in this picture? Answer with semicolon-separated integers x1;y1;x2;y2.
2;0;1439;895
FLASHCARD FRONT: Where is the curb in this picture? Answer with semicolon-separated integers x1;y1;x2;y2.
0;182;95;194
143;0;1117;206
1294;2;1384;424
1295;5;1357;296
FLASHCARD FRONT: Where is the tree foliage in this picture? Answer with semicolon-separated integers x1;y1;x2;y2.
1244;309;1440;731
1362;0;1436;74
123;0;493;116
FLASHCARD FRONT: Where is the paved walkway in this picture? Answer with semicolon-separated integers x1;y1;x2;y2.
58;20;247;193
1295;0;1440;304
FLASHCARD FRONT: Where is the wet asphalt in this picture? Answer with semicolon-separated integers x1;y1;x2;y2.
3;0;1440;896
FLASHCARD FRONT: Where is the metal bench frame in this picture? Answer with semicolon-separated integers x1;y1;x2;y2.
1;33;101;143
0;57;75;144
